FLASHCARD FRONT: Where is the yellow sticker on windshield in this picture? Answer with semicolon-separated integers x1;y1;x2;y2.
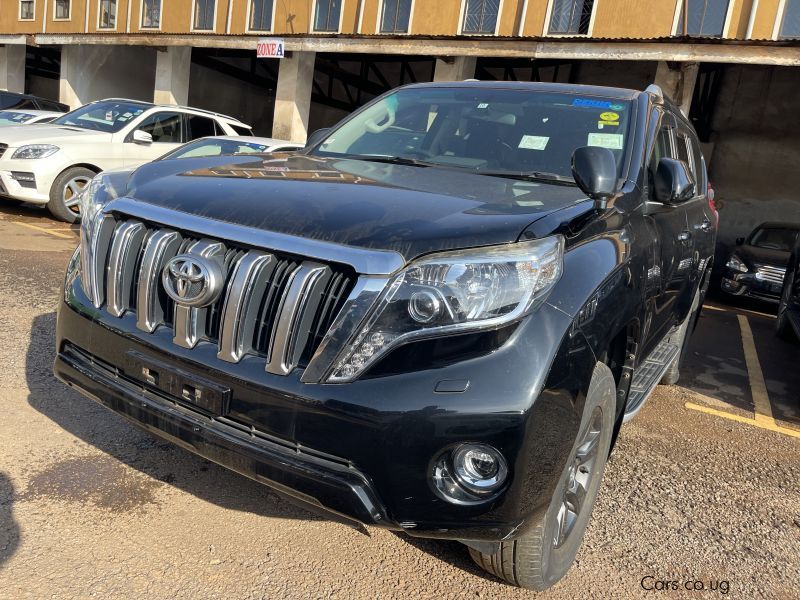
600;112;619;122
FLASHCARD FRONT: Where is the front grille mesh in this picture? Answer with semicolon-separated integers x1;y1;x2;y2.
90;214;355;373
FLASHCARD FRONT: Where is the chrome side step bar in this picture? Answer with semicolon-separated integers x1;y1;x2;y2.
623;337;680;423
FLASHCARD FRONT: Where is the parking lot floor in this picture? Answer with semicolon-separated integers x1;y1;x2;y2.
0;203;798;599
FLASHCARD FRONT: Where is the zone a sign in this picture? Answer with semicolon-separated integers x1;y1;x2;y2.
257;38;285;59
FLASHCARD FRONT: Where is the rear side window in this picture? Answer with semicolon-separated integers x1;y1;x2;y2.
185;115;217;141
230;124;253;136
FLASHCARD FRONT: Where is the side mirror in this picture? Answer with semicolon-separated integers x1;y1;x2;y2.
736;237;745;246
571;146;618;208
654;157;695;204
132;129;153;145
305;128;330;149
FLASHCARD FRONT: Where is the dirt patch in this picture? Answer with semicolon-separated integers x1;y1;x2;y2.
22;455;162;512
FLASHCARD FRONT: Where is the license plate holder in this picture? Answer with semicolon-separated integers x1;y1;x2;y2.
125;351;231;416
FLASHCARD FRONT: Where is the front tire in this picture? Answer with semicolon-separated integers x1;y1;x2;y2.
468;362;616;591
47;167;95;223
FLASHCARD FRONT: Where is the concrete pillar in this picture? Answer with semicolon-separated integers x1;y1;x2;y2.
154;47;191;106
60;45;158;110
433;56;477;82
0;45;26;93
272;51;316;144
654;61;699;117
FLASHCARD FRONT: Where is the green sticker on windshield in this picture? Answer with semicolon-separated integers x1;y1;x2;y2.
588;133;623;150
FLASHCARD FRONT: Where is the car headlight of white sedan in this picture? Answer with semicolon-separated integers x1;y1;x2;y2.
11;144;60;159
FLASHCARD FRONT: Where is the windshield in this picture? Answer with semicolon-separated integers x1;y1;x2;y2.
53;100;151;133
0;111;36;125
310;87;632;179
163;138;270;160
749;227;799;252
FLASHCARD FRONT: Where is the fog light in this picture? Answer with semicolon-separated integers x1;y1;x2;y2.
431;443;508;505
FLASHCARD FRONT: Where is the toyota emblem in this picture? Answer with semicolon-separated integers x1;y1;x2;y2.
162;254;223;308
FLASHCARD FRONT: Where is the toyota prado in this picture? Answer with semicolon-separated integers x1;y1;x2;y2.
55;82;716;590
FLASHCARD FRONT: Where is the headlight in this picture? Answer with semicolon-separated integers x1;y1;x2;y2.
11;144;59;159
726;254;748;273
79;171;131;304
326;235;564;382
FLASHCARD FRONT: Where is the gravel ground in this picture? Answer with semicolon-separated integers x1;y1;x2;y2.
0;205;798;599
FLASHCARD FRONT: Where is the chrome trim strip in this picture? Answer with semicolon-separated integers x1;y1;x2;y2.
217;250;275;363
136;229;181;333
106;220;146;318
103;198;406;275
266;262;329;376
83;214;116;308
173;240;227;349
301;276;390;384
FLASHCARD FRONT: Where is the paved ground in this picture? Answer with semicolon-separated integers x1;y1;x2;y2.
0;201;798;599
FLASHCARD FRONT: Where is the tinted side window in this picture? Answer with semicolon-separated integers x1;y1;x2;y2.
230;124;253;136
185;115;217;141
137;112;184;143
648;114;675;200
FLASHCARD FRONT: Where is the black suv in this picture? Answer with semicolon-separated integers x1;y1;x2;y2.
0;91;69;113
55;82;716;590
722;222;800;304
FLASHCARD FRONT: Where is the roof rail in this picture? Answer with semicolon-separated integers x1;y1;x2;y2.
96;98;248;125
644;84;664;101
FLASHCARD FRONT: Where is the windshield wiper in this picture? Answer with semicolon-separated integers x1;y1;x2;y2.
341;154;436;168
476;170;577;186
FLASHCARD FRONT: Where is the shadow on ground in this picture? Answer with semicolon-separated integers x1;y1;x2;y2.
0;472;20;567
25;312;355;528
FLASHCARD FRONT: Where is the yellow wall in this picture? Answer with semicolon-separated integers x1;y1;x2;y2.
0;0;788;39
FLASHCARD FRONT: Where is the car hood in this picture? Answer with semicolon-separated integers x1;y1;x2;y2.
737;244;791;268
0;124;112;146
123;153;591;261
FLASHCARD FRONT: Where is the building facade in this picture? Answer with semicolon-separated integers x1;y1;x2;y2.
1;0;799;255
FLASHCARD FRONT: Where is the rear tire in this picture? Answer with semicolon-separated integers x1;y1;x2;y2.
47;167;95;223
468;362;616;591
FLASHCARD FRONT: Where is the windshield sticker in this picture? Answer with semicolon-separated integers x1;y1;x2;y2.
477;102;489;109
518;135;549;151
573;98;613;108
600;112;619;122
105;111;114;121
588;133;624;150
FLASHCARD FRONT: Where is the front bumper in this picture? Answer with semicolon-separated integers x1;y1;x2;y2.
0;169;49;204
56;278;588;541
720;270;783;303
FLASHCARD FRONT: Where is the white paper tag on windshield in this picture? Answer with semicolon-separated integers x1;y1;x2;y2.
518;135;549;150
587;133;623;150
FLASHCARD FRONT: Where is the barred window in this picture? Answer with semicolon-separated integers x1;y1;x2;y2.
380;0;412;33
141;0;161;28
250;0;274;31
98;0;116;28
55;0;70;19
548;0;595;35
678;0;730;37
194;0;216;30
780;0;800;39
462;0;500;34
313;0;342;32
19;0;35;20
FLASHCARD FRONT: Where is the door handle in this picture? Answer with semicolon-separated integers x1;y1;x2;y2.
678;231;692;242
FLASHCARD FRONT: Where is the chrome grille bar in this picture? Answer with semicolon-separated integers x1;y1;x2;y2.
217;251;275;363
136;229;181;333
755;265;786;285
266;262;331;375
83;214;117;308
106;220;146;317
173;240;227;349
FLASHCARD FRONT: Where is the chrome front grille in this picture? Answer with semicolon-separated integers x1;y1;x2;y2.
0;143;7;159
755;264;786;285
90;214;355;375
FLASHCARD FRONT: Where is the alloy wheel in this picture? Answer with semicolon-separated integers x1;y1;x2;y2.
63;176;91;216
